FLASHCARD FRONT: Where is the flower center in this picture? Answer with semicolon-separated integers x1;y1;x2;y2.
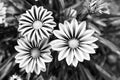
32;21;42;30
31;48;40;58
68;39;79;49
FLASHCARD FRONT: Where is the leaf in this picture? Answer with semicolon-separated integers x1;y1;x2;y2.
9;0;25;10
26;73;31;80
110;19;120;26
0;54;15;71
0;62;13;80
36;75;44;80
97;36;120;55
58;0;65;9
78;64;88;80
88;22;102;35
49;76;57;80
6;6;19;15
83;68;96;80
95;64;117;80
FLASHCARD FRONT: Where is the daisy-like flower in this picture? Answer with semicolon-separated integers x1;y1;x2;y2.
86;0;110;14
0;2;6;24
18;5;56;41
50;19;98;67
65;8;77;19
9;74;22;80
15;37;52;75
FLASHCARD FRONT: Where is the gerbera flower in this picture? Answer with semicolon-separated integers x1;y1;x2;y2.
85;0;110;14
18;5;56;41
65;8;77;19
50;19;98;67
9;74;22;80
0;2;6;24
15;37;52;74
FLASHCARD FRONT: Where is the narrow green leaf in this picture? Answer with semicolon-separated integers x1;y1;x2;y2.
95;64;117;80
97;36;120;56
78;64;88;80
0;62;13;79
58;0;65;9
83;68;96;80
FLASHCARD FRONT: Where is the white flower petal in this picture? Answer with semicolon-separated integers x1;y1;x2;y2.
66;50;74;65
70;18;78;37
40;67;46;72
27;30;35;41
72;57;78;67
58;48;70;61
15;46;29;53
43;19;54;24
79;45;96;54
28;6;36;19
64;21;72;37
31;59;36;73
50;40;67;51
42;15;53;22
38;6;45;19
82;53;90;60
83;29;95;36
35;31;41;41
34;6;39;19
64;21;71;29
28;59;34;72
42;25;52;32
10;74;22;80
80;30;95;40
37;58;46;69
26;65;30;73
74;48;84;62
81;37;98;44
39;38;48;48
39;29;49;39
41;28;50;38
20;27;33;36
43;24;56;30
59;23;70;38
15;53;29;60
77;21;86;38
20;58;31;68
53;30;68;40
34;61;41;75
18;23;32;31
15;58;22;63
41;53;52;62
20;15;33;23
39;29;45;39
18;57;30;68
26;11;34;21
41;9;47;20
70;9;77;17
17;39;30;49
19;18;31;24
90;43;98;48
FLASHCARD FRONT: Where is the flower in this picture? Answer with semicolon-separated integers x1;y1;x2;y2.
15;37;52;75
18;5;56;41
85;0;110;14
0;2;6;24
9;74;22;80
65;8;77;19
50;19;98;67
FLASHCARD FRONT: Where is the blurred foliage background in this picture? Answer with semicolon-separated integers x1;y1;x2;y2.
0;0;120;80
